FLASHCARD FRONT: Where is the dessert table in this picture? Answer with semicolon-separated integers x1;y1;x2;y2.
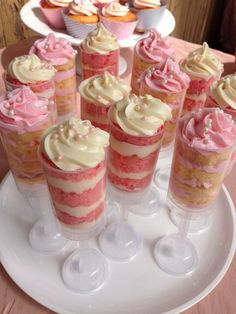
0;36;235;314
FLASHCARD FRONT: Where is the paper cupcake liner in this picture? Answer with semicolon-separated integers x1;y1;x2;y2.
40;1;65;29
99;16;138;40
131;5;167;32
62;9;97;39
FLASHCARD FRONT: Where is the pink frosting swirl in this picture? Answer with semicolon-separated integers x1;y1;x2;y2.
0;86;50;132
135;29;174;63
30;34;76;66
133;0;160;9
68;0;98;16
180;108;236;151
141;58;190;93
101;2;129;17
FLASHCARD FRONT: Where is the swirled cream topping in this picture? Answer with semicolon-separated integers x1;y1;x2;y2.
68;0;98;16
209;75;236;110
180;42;223;80
82;23;119;54
180;108;236;151
42;118;109;171
79;72;131;105
133;0;160;9
7;54;55;84
45;0;72;7
30;33;76;65
135;29;174;63
0;86;50;132
101;2;129;17
141;58;190;93
109;93;172;136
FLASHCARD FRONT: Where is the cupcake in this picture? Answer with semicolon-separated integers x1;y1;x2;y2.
131;0;166;33
0;86;54;189
79;23;120;79
180;42;224;116
62;0;98;39
40;0;72;29
205;75;236;122
4;54;56;111
30;33;78;122
38;118;109;237
140;58;190;147
79;72;131;131
99;2;138;40
168;108;236;210
108;93;171;191
131;29;174;95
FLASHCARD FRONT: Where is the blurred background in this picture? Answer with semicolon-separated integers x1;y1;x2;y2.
0;0;235;54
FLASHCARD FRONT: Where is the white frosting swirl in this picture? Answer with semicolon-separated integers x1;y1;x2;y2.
68;0;98;16
79;72;131;105
101;2;129;17
7;54;55;84
82;23;119;54
209;75;236;110
110;93;172;136
42;118;109;171
180;42;223;80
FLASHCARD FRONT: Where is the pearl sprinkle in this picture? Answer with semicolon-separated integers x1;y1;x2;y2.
8;109;14;116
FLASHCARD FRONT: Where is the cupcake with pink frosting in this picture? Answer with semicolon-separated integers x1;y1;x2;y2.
99;2;137;40
168;108;236;211
0;86;54;189
30;33;78;122
131;0;166;33
131;29;174;95
40;0;72;29
62;0;98;39
140;58;190;147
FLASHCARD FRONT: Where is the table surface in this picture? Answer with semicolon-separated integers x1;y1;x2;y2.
0;36;235;314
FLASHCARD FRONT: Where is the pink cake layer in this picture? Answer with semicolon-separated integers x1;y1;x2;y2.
82;66;119;80
80;47;119;68
187;77;216;94
81;98;110;117
43;156;105;182
56;201;104;225
110;122;163;146
48;176;105;207
108;171;153;191
109;148;158;173
182;97;206;114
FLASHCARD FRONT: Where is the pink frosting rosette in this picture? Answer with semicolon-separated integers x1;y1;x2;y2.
135;29;174;63
180;108;236;152
0;86;50;132
30;33;76;66
100;2;137;40
140;58;190;94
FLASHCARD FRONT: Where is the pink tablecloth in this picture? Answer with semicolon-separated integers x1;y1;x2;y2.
0;37;235;314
